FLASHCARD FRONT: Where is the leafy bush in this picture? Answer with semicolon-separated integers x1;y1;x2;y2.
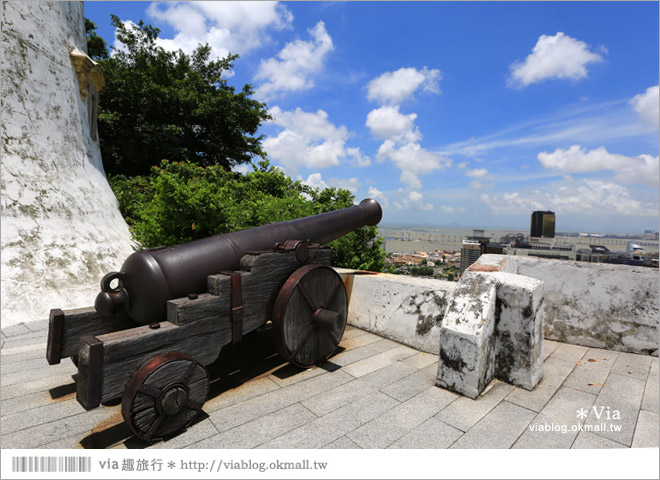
109;160;386;271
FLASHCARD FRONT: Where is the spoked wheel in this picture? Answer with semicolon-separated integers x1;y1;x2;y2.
121;352;209;442
272;264;348;368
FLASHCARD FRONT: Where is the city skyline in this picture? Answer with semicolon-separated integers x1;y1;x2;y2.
85;1;659;233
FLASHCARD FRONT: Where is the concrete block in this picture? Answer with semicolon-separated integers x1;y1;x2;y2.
571;431;628;449
209;370;353;433
583;373;645;446
435;380;514;432
506;356;576;412
487;271;545;391
611;352;652;381
323;436;361;449
564;351;618;395
435;272;498;399
449;401;536;449
342;345;418;378
302;362;415;417
641;360;659;414
347;387;457;448
381;363;438;402
338;269;456;353
402;351;439;369
513;386;597;449
191;403;317;449
258;392;399;449
631;410;659;448
0;323;31;337
388;417;463;449
153;418;219;449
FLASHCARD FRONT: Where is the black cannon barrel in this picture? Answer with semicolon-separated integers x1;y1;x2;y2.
95;198;382;325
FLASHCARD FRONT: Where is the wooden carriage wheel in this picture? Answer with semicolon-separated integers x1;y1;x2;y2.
272;264;348;368
121;352;209;442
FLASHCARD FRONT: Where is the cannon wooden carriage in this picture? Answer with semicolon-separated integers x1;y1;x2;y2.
46;199;382;441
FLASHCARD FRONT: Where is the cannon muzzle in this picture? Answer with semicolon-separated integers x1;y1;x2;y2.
95;198;382;325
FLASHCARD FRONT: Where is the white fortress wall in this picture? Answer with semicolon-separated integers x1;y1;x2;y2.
1;2;134;327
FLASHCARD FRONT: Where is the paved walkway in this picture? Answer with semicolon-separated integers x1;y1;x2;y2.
1;320;658;449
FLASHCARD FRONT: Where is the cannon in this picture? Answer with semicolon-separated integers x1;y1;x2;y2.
46;199;382;441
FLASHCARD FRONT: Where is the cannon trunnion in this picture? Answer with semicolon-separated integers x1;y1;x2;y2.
46;200;381;442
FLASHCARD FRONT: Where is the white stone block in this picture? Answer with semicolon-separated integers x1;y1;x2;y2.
336;269;455;354
485;271;544;391
435;272;498;399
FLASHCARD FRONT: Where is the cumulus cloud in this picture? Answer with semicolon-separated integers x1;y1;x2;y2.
508;32;604;88
367;67;441;105
630;85;659;126
301;172;328;191
328;177;361;194
146;1;293;60
263;106;368;176
393;190;433;211
466;168;489;178
483;180;656;217
368;186;389;207
378;141;452;190
254;21;333;99
538;145;658;186
365;106;420;142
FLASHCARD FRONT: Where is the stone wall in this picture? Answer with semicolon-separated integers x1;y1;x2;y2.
472;255;659;356
1;2;134;327
338;254;658;357
336;269;456;354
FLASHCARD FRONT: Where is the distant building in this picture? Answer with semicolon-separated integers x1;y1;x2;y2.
459;230;505;273
530;211;556;238
460;240;482;273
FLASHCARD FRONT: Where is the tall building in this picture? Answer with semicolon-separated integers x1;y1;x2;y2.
460;241;482;273
530;211;556;238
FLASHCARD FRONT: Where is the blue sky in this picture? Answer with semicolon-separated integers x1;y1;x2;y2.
85;1;659;233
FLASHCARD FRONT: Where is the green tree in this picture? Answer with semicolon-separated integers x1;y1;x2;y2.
85;18;109;60
97;16;270;176
109;160;386;271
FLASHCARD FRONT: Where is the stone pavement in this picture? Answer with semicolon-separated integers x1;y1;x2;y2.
1;320;658;449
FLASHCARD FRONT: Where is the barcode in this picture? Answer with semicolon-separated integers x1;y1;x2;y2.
11;456;91;473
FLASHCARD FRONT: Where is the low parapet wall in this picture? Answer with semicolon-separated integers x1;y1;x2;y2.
336;269;455;354
338;254;659;357
471;255;659;356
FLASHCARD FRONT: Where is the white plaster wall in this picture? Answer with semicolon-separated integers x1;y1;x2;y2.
1;2;135;327
336;269;456;353
474;255;659;355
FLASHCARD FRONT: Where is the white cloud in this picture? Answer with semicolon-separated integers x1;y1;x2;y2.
630;85;659;127
483;180;656;217
367;67;441;105
146;1;293;60
508;32;604;88
368;186;389;207
346;148;371;167
409;191;423;202
393;190;433;211
537;145;658;186
301;172;328;191
254;21;333;99
365;106;420;142
456;162;468;169
466;168;489;178
440;205;455;214
263;106;365;176
469;180;484;190
378;141;452;189
328;177;361;194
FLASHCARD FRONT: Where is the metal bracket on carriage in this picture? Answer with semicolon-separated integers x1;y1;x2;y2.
245;239;324;264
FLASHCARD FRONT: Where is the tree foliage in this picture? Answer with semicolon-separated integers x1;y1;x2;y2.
109;160;387;271
94;16;270;176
